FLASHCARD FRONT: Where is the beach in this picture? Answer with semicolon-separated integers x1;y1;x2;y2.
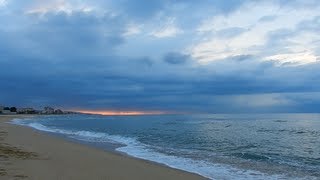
0;115;204;180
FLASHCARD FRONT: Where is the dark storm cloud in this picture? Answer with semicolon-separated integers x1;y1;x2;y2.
3;46;320;113
1;54;320;112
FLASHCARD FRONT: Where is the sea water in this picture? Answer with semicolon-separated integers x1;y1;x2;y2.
11;114;320;179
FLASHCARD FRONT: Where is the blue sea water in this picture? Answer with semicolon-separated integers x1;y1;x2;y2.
11;114;320;179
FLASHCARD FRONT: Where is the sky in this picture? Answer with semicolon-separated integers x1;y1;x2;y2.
0;0;320;113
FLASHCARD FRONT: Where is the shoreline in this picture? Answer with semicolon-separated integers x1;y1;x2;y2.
0;115;206;180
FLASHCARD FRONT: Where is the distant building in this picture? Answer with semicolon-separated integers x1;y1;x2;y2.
42;106;55;114
17;108;36;114
1;105;70;115
54;109;63;114
0;106;16;114
1;110;16;114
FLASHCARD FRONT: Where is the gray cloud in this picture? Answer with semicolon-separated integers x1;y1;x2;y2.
163;52;190;64
216;27;247;39
1;1;320;113
297;16;320;32
258;15;277;23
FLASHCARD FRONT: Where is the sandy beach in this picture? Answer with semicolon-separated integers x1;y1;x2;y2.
0;115;205;180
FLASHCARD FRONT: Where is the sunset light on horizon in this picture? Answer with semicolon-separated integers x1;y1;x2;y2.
76;110;168;116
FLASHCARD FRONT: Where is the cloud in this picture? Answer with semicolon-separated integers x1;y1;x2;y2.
258;15;277;23
264;52;317;65
215;27;247;39
0;11;126;62
192;1;320;64
123;23;142;36
25;0;94;14
1;0;320;113
150;18;182;38
150;25;182;38
113;0;165;19
163;52;190;64
0;0;7;7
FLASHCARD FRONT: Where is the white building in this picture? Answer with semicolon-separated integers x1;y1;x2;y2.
17;108;36;114
0;108;16;114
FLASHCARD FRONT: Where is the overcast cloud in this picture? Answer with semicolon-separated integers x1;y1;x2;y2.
1;0;320;113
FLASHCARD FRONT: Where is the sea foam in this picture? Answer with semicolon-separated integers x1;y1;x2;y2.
11;118;289;180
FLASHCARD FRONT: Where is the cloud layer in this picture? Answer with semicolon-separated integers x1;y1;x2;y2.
1;0;320;113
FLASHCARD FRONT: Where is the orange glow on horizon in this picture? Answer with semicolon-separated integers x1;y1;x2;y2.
75;110;167;116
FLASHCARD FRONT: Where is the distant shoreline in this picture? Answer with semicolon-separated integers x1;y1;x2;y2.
0;115;205;180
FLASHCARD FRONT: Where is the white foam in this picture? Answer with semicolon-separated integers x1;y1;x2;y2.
12;119;129;144
116;143;287;180
11;119;288;180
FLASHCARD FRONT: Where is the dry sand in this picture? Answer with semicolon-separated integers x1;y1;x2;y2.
0;115;205;180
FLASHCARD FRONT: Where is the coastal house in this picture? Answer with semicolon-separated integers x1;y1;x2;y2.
17;108;36;114
0;106;17;114
2;110;14;114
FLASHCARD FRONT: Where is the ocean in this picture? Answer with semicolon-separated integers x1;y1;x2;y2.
11;114;320;179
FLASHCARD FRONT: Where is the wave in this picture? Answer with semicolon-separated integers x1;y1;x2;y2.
11;118;289;180
11;118;133;145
